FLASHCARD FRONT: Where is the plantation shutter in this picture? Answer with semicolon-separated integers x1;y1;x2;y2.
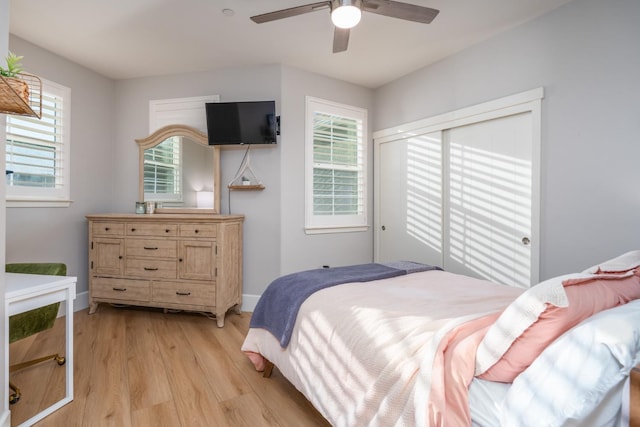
312;112;363;216
6;90;65;189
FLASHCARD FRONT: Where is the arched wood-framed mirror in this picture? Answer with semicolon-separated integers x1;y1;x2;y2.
136;124;221;213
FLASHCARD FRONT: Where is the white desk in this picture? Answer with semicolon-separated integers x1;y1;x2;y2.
4;272;76;427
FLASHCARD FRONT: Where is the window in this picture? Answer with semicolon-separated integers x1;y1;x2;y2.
143;136;182;202
305;96;368;233
5;79;71;207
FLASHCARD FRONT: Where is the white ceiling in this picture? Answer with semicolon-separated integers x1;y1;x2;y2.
9;0;572;88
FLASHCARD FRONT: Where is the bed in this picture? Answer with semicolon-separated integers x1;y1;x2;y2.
241;253;640;426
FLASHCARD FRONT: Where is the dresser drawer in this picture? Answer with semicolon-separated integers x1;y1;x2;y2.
180;224;217;238
127;223;177;237
92;222;125;236
92;277;150;302
125;258;177;279
126;239;177;258
152;281;215;306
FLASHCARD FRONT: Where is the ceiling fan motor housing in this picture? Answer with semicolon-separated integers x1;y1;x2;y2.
331;0;363;29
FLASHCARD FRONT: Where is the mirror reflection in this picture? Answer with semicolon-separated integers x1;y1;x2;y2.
136;125;220;213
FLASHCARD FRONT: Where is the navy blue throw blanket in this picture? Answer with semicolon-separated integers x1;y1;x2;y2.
250;261;442;347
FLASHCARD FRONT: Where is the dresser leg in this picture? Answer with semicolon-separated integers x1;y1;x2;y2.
216;314;225;328
89;302;98;314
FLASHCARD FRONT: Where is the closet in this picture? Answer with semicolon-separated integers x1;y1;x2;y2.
374;89;542;288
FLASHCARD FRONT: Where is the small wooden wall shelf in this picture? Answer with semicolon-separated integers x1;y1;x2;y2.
228;184;265;191
0;73;42;118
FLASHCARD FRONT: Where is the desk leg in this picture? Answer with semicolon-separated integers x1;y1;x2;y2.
65;287;74;402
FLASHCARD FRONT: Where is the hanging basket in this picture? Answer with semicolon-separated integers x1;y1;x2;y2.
0;73;42;118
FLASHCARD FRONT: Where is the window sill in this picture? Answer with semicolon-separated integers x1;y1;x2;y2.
305;225;369;235
7;199;73;208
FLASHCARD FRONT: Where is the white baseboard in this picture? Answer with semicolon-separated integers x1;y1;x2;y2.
61;290;257;314
241;294;260;313
57;290;89;316
0;409;10;427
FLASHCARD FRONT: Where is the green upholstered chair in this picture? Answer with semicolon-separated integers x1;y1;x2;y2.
6;263;67;404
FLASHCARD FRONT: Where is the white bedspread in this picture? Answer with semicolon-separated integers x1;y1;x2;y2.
242;270;523;426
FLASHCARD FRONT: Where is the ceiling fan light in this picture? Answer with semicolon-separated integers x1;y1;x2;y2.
331;5;361;29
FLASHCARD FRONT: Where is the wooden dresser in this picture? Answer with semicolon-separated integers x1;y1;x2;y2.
86;213;243;327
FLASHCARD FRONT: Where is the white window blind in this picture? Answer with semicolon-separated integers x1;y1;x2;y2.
305;96;368;233
6;79;71;206
144;136;182;202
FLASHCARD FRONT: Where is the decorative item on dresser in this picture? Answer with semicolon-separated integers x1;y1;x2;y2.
86;213;243;327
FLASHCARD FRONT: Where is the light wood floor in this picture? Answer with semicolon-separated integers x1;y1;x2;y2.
9;305;331;427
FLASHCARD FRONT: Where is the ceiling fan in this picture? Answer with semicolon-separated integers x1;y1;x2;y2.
250;0;439;53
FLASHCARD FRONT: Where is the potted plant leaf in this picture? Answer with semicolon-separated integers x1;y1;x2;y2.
0;51;29;103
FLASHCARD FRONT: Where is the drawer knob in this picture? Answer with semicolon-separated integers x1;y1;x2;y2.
104;227;110;231
179;258;183;262
144;267;159;271
194;229;199;234
176;291;191;296
119;256;123;259
112;287;127;292
131;228;136;232
166;229;170;233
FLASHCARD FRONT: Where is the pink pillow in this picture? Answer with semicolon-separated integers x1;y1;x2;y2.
477;272;640;383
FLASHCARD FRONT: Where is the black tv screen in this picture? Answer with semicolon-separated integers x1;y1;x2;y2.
206;101;277;145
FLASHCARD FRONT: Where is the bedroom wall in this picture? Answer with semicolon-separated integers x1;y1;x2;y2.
113;65;375;306
279;66;375;275
1;34;376;310
373;0;640;280
112;66;282;307
5;36;116;308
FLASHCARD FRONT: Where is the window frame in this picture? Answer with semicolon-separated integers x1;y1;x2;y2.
5;78;71;207
305;96;368;234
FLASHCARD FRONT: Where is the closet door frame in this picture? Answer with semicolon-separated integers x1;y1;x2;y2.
373;88;543;286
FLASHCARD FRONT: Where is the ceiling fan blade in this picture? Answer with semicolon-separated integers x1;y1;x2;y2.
251;1;331;24
333;27;350;53
362;0;439;24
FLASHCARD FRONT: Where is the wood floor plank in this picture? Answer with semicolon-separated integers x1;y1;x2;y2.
152;313;229;427
80;307;132;427
219;392;283;427
180;314;253;402
125;309;174;412
9;305;331;426
131;400;182;427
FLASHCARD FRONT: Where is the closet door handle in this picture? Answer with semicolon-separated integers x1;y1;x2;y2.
522;237;530;245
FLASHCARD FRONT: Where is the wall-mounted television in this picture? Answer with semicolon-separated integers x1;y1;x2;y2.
205;100;277;145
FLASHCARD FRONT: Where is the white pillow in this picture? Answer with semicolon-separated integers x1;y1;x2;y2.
582;250;640;274
474;273;572;376
499;300;640;426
